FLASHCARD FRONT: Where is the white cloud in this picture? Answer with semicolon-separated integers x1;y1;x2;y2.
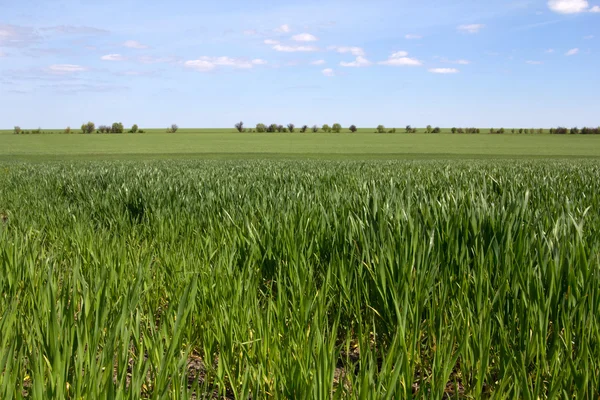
379;51;422;66
429;68;459;74
545;48;555;53
548;0;592;13
123;40;148;49
185;56;268;71
184;59;215;72
322;68;335;77
275;24;291;33
272;44;319;52
329;46;365;56
526;60;544;64
565;48;579;55
291;33;318;42
340;56;372;67
101;54;126;61
264;39;280;45
405;34;422;39
311;59;326;65
457;24;485;34
591;5;600;11
48;64;88;73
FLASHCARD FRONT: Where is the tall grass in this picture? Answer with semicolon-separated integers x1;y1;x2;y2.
0;160;599;398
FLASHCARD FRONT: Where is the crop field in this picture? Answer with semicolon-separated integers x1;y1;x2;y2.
1;159;599;398
2;132;600;160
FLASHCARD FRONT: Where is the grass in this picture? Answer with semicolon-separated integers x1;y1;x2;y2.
1;159;599;398
1;132;600;160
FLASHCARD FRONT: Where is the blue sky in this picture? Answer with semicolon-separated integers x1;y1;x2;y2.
0;0;598;128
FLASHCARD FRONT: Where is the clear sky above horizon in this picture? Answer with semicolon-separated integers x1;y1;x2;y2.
0;0;599;128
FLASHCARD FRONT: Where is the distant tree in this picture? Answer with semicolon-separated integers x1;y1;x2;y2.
287;123;295;133
13;126;21;134
85;121;95;134
300;125;308;133
64;126;71;134
282;127;288;132
549;128;555;134
235;121;244;132
268;124;278;133
570;127;579;135
349;125;357;133
451;127;457;134
537;128;544;134
405;125;412;133
510;129;515;134
322;124;331;133
376;125;386;133
432;127;441;133
131;124;139;133
312;125;319;133
275;124;283;133
110;122;124;134
457;128;464;134
332;123;342;133
426;125;432;133
256;123;267;133
524;129;529;134
518;128;523;134
167;124;179;133
499;128;505;134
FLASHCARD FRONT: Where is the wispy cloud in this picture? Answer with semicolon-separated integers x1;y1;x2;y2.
0;24;39;47
379;51;422;66
101;54;126;61
184;56;268;72
311;60;326;65
275;24;291;33
329;46;365;57
322;68;335;77
123;40;149;49
243;29;257;36
405;34;422;39
591;5;600;11
340;56;372;67
565;48;579;56
437;57;470;65
291;33;318;42
457;24;485;34
429;68;459;74
272;44;319;52
40;25;109;35
264;39;279;45
48;64;88;73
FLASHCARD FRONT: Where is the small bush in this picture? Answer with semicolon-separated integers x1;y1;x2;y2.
256;124;267;133
451;127;457;134
322;124;332;133
349;125;357;133
287;124;295;133
432;127;441;133
405;125;412;133
332;123;342;133
312;125;319;133
300;125;308;133
235;121;244;132
131;124;139;133
267;124;278;133
570;127;579;135
426;125;432;133
13;126;22;134
64;126;71;134
376;125;386;133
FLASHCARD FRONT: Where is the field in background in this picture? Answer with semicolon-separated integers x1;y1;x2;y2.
2;131;600;160
1;159;599;398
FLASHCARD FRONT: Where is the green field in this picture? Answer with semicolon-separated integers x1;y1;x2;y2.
1;159;599;398
1;131;600;160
